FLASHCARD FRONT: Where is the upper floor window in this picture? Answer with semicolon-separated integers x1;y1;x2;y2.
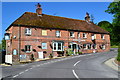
83;33;87;38
56;31;61;37
78;32;80;38
25;28;31;36
101;34;105;39
70;32;74;37
91;33;96;40
42;30;47;36
25;45;31;52
42;43;47;49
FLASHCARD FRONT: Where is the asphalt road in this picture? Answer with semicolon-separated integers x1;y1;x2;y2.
2;49;119;80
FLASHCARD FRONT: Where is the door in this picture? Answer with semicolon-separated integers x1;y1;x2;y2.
38;51;44;59
73;44;77;55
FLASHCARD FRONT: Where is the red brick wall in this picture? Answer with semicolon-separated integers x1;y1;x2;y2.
6;26;110;62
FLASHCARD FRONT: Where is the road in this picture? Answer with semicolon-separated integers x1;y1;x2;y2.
2;49;119;80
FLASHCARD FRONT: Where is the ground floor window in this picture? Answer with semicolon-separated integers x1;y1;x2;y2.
53;42;64;51
101;44;105;50
42;43;47;49
93;44;97;49
87;44;92;49
83;44;87;49
25;45;32;52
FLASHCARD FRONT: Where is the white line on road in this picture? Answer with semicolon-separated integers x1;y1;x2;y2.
74;60;81;66
19;72;24;75
25;69;29;72
13;74;19;78
72;70;80;80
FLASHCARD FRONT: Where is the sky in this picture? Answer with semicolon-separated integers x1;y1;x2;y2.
1;2;114;40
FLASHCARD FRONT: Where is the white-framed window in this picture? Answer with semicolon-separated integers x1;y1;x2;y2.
101;44;105;50
42;30;47;36
87;44;92;49
83;44;87;49
42;43;47;49
93;44;97;49
25;45;32;52
83;33;87;38
25;28;31;36
78;32;80;38
70;32;74;37
101;34;105;39
91;33;96;40
53;42;64;51
56;31;61;37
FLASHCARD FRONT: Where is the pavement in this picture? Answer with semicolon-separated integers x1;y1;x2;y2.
1;49;119;80
105;57;120;71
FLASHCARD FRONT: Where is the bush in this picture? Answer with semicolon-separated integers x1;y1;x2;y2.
116;44;120;62
76;52;82;55
66;49;73;56
49;53;53;59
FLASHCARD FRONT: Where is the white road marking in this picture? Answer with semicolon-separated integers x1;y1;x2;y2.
30;68;33;69
72;70;80;80
74;60;81;66
19;72;24;75
13;74;19;78
25;69;29;72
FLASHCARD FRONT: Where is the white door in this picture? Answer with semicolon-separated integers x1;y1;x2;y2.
5;55;12;64
38;52;44;59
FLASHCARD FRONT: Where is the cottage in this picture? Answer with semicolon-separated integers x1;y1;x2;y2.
5;3;110;63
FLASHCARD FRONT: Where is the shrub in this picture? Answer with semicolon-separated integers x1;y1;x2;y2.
66;49;73;56
49;53;53;59
116;44;120;62
76;52;82;55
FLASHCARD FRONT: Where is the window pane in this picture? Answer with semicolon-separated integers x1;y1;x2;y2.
56;31;60;37
54;43;56;50
58;43;61;50
42;43;47;49
42;30;47;36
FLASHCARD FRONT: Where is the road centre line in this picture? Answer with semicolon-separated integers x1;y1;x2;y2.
74;60;81;66
13;74;19;78
12;54;87;78
72;70;80;80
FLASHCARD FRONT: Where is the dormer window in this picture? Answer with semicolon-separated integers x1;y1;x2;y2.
56;31;61;37
83;33;87;38
25;28;31;36
70;32;74;37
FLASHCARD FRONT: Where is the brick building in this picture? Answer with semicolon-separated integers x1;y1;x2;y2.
5;3;110;63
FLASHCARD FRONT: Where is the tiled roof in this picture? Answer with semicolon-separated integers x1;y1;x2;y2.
7;12;109;34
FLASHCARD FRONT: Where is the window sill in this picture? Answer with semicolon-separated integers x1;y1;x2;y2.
25;51;31;53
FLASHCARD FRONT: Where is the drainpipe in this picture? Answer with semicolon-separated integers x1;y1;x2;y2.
18;24;21;62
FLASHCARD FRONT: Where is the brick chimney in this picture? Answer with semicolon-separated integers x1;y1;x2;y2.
36;3;42;16
85;12;90;22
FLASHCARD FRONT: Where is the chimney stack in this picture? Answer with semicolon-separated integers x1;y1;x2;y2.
85;12;90;22
36;3;42;16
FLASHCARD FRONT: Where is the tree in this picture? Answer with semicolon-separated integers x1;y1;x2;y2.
117;44;120;61
98;21;113;33
98;21;114;45
2;39;6;50
105;1;120;45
